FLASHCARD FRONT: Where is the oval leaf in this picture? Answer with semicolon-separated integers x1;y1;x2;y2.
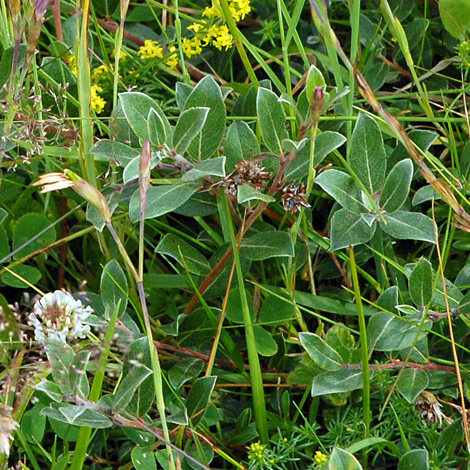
148;108;167;147
409;257;433;307
258;294;295;325
329;447;362;470
182;156;226;182
132;447;157;470
168;358;204;390
237;185;276;204
121;337;155;416
13;213;56;259
113;362;153;413
330;209;376;251
397;369;429;404
240;231;294;260
90;139;139;166
367;312;427;352
380;159;413;212
1;265;41;288
299;332;343;370
349;112;386;194
119;92;171;143
315;170;366;214
186;376;217;426
398;449;429;470
380;211;436;243
184;76;226;160
173;107;210;155
256;87;288;155
253;325;278;357
101;259;128;317
439;0;470;38
224;121;260;171
129;182;202;222
285;131;346;181
311;369;364;397
156;233;211;276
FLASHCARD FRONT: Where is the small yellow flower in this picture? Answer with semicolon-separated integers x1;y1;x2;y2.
166;46;179;70
138;39;164;60
182;37;202;58
231;0;251;21
203;2;222;19
91;84;106;114
203;24;220;46
212;24;233;50
188;23;204;33
91;64;109;83
314;451;328;466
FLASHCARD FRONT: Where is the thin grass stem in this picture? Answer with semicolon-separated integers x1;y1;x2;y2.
349;247;370;450
76;0;96;185
218;0;259;87
222;192;269;445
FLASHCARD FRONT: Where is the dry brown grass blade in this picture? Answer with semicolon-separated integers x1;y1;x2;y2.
433;202;470;452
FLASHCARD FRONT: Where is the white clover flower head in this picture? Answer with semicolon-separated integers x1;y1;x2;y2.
29;290;92;345
0;404;19;456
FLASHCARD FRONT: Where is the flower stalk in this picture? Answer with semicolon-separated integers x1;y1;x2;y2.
33;139;174;469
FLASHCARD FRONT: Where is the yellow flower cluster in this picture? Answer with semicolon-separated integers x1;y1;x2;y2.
65;55;106;114
138;39;178;70
314;451;328;466
91;64;109;83
203;0;251;22
182;37;203;59
91;84;106;114
166;46;179;70
183;0;250;57
138;40;164;60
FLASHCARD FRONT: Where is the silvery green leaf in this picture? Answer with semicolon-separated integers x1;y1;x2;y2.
184;76;226;160
349;112;386;194
412;185;441;206
315;170;366;214
299;332;343;370
129;182;202;222
256;87;288;155
311;369;364;397
330;209;376;251
173;107;210;155
361;213;377;227
240;231;294;260
380;211;436;243
182;157;226;182
281;138;308;153
380;159;413;212
237;185;276;204
396;304;419;316
119;92;171;144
